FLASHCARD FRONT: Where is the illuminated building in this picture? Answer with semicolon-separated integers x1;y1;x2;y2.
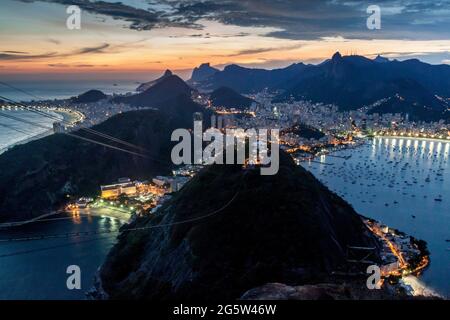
101;182;137;199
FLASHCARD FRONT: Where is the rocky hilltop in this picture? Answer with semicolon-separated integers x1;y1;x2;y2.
97;151;381;300
209;86;254;109
71;90;107;104
136;70;173;92
114;74;193;108
189;63;219;84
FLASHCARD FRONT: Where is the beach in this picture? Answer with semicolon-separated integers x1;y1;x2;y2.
0;108;83;155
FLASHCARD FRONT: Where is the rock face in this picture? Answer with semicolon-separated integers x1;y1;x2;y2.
98;151;380;300
189;63;219;83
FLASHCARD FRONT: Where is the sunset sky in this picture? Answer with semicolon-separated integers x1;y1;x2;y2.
1;0;450;80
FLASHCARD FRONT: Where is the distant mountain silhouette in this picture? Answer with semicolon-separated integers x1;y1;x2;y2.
71;90;107;103
193;63;308;93
373;55;389;63
209;87;254;109
189;63;219;84
192;52;450;121
114;75;194;108
276;52;449;121
136;70;173;92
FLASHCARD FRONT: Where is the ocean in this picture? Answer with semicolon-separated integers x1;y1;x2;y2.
0;213;123;299
0;110;62;154
0;79;139;153
304;137;450;298
0;79;139;102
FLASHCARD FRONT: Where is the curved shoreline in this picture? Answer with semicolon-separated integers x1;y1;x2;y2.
305;138;444;298
375;135;450;143
0;210;61;228
0;128;54;155
0;108;83;155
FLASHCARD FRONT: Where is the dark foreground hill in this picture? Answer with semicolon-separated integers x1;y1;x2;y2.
136;70;173;92
96;151;380;300
114;75;193;108
0;95;206;222
209;86;254;109
282;123;325;140
71;90;107;103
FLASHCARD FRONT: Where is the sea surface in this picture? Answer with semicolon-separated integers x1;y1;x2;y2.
303;137;450;298
0;79;139;102
0;213;123;300
0;110;62;154
0;79;139;153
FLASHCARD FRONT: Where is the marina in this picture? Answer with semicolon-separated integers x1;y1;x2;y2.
304;137;450;298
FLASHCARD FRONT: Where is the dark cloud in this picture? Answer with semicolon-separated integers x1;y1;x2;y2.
1;51;29;54
48;63;109;67
46;38;61;45
166;0;450;40
14;0;450;40
225;44;303;57
75;43;109;54
16;0;201;30
0;44;110;61
0;52;58;61
169;32;250;39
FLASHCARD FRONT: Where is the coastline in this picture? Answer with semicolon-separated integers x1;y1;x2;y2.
0;108;83;155
0;206;131;229
303;138;442;298
0;210;61;229
375;135;450;143
0;128;54;155
53;108;83;125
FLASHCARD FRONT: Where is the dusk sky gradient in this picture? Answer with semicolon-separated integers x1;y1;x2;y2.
1;0;449;80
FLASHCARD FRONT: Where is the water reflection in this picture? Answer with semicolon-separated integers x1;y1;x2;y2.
304;137;450;298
